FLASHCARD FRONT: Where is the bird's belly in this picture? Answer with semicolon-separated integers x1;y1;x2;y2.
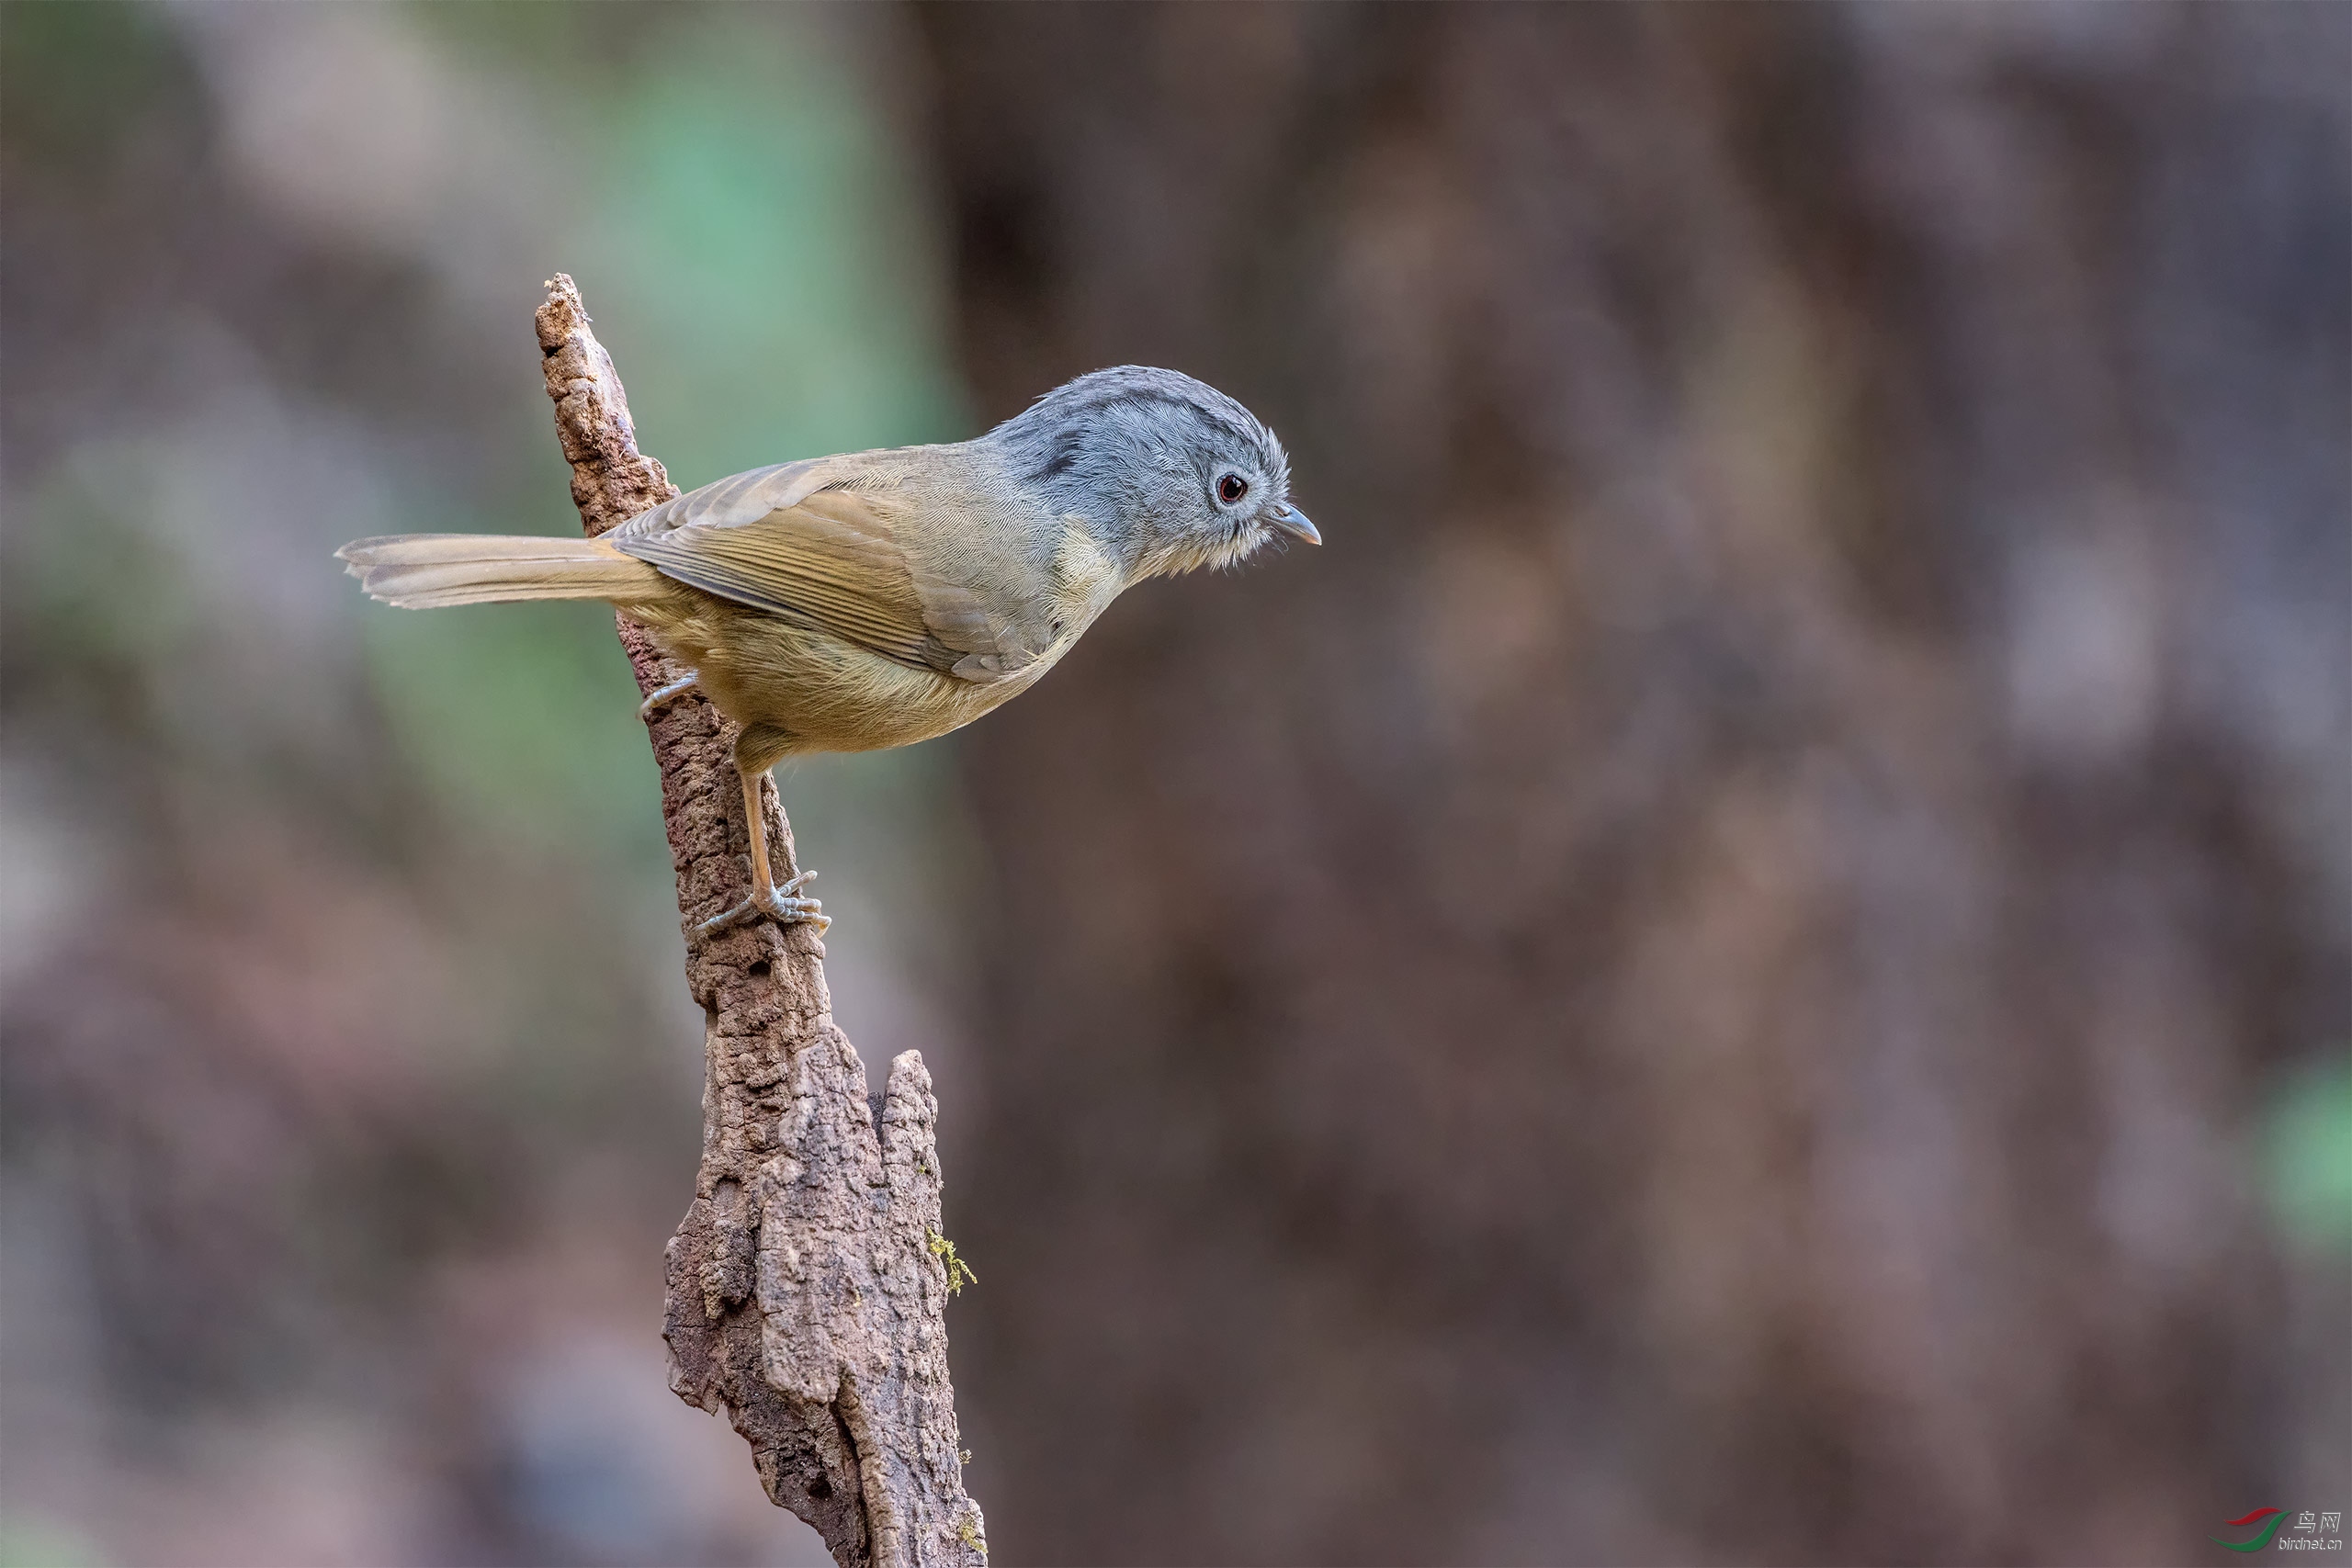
655;603;1038;756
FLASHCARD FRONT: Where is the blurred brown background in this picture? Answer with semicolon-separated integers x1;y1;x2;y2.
3;5;2346;1566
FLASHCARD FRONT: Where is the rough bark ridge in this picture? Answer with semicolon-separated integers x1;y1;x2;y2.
534;274;985;1568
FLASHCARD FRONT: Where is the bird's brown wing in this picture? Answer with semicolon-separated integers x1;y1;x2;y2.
606;461;1030;681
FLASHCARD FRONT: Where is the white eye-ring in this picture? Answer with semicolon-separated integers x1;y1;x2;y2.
1217;473;1250;505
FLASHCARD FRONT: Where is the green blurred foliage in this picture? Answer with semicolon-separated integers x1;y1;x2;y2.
15;447;209;682
0;1514;108;1568
571;13;967;478
2267;1053;2352;1256
0;1;198;171
363;596;661;866
349;5;971;887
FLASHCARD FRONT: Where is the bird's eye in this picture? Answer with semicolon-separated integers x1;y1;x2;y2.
1218;473;1249;505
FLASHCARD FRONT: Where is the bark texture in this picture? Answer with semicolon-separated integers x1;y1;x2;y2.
535;275;985;1568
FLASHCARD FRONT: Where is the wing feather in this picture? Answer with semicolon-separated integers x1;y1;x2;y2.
608;464;1029;681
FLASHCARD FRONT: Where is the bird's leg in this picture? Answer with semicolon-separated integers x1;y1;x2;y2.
694;763;828;936
639;671;699;720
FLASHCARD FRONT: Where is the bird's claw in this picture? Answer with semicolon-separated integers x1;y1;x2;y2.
639;673;698;720
695;870;829;936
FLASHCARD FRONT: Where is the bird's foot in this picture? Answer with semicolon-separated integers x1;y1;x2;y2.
695;870;829;936
639;673;698;720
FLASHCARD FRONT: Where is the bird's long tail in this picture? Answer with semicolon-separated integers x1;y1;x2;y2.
336;534;665;610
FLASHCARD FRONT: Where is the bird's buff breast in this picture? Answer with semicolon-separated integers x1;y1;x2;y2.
644;597;1054;757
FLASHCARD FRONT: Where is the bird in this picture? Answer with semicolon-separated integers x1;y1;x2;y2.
339;365;1317;936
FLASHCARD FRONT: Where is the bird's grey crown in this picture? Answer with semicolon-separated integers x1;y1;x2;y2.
990;366;1290;496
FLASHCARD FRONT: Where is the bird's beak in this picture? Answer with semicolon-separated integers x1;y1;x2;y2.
1270;503;1321;546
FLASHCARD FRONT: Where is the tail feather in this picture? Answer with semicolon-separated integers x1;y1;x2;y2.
337;533;663;610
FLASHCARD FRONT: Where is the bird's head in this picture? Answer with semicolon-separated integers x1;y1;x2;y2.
993;366;1318;580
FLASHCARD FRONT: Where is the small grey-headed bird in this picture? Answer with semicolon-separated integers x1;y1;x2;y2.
339;366;1317;933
